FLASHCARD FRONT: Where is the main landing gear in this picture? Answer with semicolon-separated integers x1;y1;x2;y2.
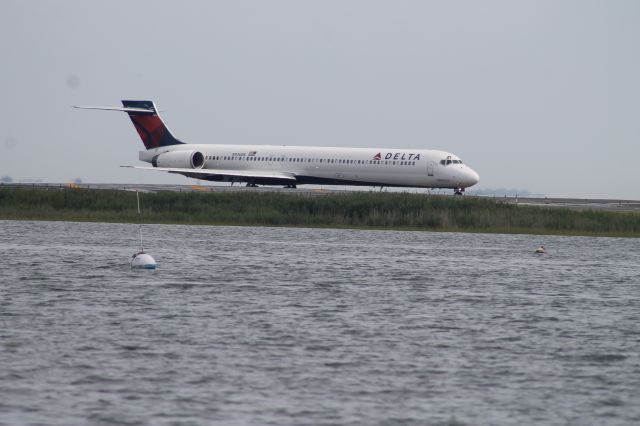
454;187;465;196
246;182;259;187
284;184;297;189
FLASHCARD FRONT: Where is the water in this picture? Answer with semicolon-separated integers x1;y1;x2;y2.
1;220;639;426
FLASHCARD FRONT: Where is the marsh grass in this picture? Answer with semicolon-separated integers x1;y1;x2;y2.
1;187;638;237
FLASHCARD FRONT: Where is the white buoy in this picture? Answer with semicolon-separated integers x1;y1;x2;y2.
131;251;156;269
131;191;156;269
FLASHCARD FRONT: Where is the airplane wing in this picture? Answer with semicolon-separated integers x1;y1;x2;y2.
121;165;297;184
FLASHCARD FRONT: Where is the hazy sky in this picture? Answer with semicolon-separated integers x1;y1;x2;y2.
2;1;639;198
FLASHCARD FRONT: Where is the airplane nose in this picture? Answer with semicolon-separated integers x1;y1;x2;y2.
467;168;479;187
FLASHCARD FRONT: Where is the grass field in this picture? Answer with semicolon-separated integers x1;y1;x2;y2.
1;187;639;237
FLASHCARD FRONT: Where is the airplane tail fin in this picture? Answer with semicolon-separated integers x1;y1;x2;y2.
120;100;183;149
73;100;184;149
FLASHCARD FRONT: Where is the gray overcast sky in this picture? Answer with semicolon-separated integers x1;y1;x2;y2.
2;0;639;198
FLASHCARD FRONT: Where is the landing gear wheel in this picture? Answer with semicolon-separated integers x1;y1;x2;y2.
454;187;465;195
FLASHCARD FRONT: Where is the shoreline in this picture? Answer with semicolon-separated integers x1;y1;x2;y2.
1;216;636;238
3;182;640;213
1;187;639;238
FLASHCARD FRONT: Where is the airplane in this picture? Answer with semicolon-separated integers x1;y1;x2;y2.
74;100;479;194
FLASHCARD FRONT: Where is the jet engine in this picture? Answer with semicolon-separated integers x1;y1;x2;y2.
152;150;205;169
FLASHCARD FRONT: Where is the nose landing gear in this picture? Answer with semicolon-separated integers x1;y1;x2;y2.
454;187;465;195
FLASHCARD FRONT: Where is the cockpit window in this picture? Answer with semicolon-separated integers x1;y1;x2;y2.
441;158;464;165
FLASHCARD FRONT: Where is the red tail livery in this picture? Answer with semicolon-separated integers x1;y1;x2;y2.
73;100;183;149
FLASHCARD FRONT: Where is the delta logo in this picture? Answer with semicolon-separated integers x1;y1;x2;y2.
372;152;420;161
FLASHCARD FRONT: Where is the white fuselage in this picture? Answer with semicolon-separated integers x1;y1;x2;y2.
139;144;479;189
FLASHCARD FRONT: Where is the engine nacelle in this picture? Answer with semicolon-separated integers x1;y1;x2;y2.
152;150;205;169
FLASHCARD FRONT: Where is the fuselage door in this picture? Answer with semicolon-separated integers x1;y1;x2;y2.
427;161;434;176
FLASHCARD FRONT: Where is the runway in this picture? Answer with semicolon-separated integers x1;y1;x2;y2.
3;182;640;213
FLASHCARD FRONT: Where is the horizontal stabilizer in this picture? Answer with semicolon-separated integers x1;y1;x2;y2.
73;105;155;114
74;100;183;149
